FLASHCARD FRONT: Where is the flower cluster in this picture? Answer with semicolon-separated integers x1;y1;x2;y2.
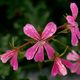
66;3;80;46
0;2;80;77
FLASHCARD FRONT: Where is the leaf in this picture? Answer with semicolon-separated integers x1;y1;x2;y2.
0;63;10;79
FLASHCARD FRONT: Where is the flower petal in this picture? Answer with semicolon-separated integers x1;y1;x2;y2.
56;57;67;76
51;61;59;76
10;53;18;71
76;66;80;75
70;27;78;46
70;3;78;19
44;43;54;59
61;59;73;69
75;26;80;39
41;22;57;40
66;50;79;61
66;16;76;26
25;43;39;60
71;63;79;73
34;46;44;62
1;50;13;63
23;24;40;40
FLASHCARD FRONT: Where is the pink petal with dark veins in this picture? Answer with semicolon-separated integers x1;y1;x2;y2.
25;43;39;60
23;24;40;40
34;46;44;62
42;22;57;40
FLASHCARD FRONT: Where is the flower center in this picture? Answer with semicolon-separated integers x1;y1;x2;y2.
38;40;46;46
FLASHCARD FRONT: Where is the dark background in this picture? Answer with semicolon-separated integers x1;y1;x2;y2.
0;0;80;80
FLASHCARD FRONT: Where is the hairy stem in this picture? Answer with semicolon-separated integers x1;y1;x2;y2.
18;41;32;50
52;39;72;51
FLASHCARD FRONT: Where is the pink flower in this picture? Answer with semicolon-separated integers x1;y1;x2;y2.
66;3;80;46
0;49;18;71
23;22;57;62
51;57;72;76
67;50;80;75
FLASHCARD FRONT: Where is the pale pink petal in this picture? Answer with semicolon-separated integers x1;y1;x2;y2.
51;61;59;76
67;51;79;61
61;59;73;69
76;66;80;75
10;53;18;71
71;63;79;73
34;46;44;62
1;50;14;63
44;43;54;59
25;43;39;60
70;3;78;19
41;22;57;40
75;26;80;39
71;33;78;46
56;57;67;76
70;27;78;46
66;16;76;26
23;24;40;40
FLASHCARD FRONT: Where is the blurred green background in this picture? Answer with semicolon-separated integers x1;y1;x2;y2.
0;0;80;80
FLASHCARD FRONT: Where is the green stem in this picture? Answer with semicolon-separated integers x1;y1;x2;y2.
18;41;31;50
57;28;69;34
52;39;72;51
44;59;53;63
59;46;68;57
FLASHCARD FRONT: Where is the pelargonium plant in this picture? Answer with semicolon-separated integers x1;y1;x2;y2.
0;2;80;78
